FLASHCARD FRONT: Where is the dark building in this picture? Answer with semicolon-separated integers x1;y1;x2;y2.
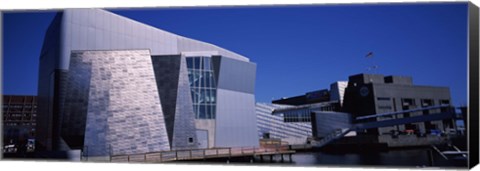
343;73;455;137
271;82;348;123
2;95;37;152
272;89;331;106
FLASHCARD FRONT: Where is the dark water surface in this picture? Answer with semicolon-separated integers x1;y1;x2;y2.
291;148;466;168
198;147;468;169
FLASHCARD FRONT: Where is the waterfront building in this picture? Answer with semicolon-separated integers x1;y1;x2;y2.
310;111;354;138
256;103;312;145
271;81;348;123
342;73;456;146
256;81;348;144
36;9;258;156
2;95;37;152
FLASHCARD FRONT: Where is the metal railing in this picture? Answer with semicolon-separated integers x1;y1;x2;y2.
108;145;293;163
311;128;351;148
356;105;451;120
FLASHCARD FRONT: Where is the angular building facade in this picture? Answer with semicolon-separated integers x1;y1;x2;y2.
37;9;258;156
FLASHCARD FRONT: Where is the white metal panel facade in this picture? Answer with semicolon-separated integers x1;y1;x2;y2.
214;89;259;147
59;9;248;70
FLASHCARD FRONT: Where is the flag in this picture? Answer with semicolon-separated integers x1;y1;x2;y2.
365;51;374;58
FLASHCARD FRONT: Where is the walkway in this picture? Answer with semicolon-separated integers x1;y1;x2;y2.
109;145;295;163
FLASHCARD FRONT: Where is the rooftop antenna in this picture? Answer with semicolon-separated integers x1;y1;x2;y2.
365;51;379;74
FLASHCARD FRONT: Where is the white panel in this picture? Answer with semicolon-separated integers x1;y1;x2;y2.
78;9;88;27
87;9;96;28
94;29;104;50
93;9;104;31
59;9;247;68
87;25;95;50
62;19;72;53
68;9;79;25
70;23;80;50
118;14;126;36
215;89;258;148
78;25;88;50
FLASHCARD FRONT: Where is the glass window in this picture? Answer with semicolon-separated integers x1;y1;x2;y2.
186;56;217;119
193;57;200;69
188;137;193;143
440;100;450;105
205;73;211;87
186;58;193;68
199;105;206;118
377;97;391;101
204;57;210;69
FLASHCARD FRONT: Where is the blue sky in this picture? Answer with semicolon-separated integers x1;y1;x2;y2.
2;3;468;106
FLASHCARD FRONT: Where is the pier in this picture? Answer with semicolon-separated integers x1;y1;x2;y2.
108;145;295;163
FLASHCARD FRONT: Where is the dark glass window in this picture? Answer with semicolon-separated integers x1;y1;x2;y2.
377;97;391;101
439;99;450;105
421;99;434;107
188;137;194;143
186;58;193;68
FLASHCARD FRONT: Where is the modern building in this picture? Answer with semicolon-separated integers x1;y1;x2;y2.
330;81;348;107
37;9;258;157
271;81;348;123
310;111;353;138
342;73;455;144
255;81;348;144
256;103;312;145
2;95;37;152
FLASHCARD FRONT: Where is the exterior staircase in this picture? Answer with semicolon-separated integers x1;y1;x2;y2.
311;128;351;148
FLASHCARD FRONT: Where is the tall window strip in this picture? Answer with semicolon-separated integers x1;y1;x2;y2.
186;57;217;119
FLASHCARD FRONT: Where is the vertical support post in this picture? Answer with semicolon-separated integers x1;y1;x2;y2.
159;152;162;162
281;154;284;162
189;150;192;159
428;150;434;166
270;155;273;162
84;146;88;161
175;151;178;160
128;155;130;162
